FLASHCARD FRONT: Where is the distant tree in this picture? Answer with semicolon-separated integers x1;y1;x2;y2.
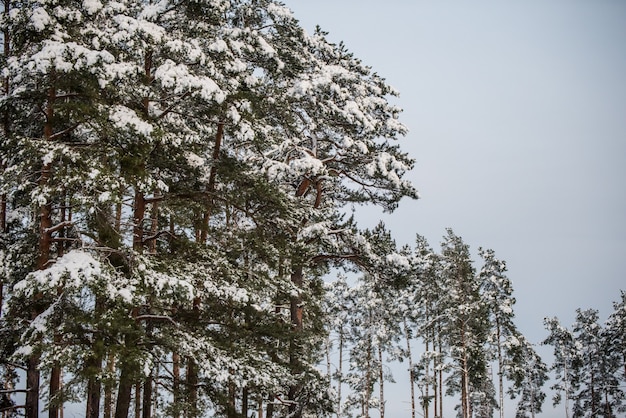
544;316;582;418
504;335;549;418
439;229;493;418
605;291;626;416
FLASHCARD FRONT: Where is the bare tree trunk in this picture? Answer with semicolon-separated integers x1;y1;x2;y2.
172;353;180;418
496;320;504;418
460;327;470;418
141;371;152;418
103;353;115;418
403;319;416;418
186;358;198;417
114;367;134;418
85;352;103;418
26;355;41;418
200;121;224;243
257;396;263;418
378;346;385;418
361;308;373;418
134;383;141;418
1;0;9;238
48;358;61;418
27;77;57;418
242;387;249;418
337;327;344;418
265;398;274;418
115;187;145;418
288;266;304;418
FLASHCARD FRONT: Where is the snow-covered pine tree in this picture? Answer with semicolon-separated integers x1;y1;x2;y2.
604;291;626;416
439;229;493;418
543;316;582;418
501;334;548;418
477;247;547;418
407;234;445;418
571;308;623;418
1;0;418;416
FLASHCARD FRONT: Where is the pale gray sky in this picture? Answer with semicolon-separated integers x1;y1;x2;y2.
284;1;626;416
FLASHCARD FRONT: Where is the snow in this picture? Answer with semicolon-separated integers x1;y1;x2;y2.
82;0;103;14
30;7;51;31
185;151;205;168
13;250;104;297
209;39;228;53
109;105;154;137
153;60;226;103
267;3;293;20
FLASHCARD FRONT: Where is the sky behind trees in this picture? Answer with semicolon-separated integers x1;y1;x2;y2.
284;1;626;416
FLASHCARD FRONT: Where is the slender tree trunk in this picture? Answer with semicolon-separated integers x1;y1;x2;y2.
227;377;236;418
26;355;41;418
460;328;470;418
200;121;224;243
564;352;570;418
186;358;198;417
337;327;344;418
103;353;115;418
134;383;141;418
257;396;264;418
378;346;385;418
48;354;61;418
265;398;274;418
141;371;152;418
1;0;9;238
115;188;145;418
363;333;372;418
496;320;504;418
242;387;249;418
85;352;103;418
288;266;304;418
114;365;135;418
438;332;443;418
172;353;180;418
27;77;57;418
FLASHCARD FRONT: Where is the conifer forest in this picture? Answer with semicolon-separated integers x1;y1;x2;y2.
0;0;624;417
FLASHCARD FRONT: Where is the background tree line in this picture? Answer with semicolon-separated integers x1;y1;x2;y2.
324;225;626;418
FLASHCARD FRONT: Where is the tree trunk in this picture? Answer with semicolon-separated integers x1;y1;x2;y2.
114;367;134;418
48;362;61;418
26;355;41;418
134;383;141;418
27;79;57;418
133;190;145;252
438;332;443;418
288;266;304;418
141;372;152;418
337;327;344;418
103;353;115;418
186;358;198;417
172;353;180;418
378;346;385;418
85;363;101;418
200;121;224;243
241;387;249;418
496;320;504;418
401;318;415;418
460;328;470;418
1;0;9;237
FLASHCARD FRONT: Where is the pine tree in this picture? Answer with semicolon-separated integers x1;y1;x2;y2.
604;292;626;416
439;229;492;418
544;316;582;418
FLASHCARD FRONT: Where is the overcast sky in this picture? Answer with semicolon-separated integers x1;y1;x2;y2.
283;1;626;416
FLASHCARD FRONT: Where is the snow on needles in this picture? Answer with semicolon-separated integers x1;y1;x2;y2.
13;250;103;297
